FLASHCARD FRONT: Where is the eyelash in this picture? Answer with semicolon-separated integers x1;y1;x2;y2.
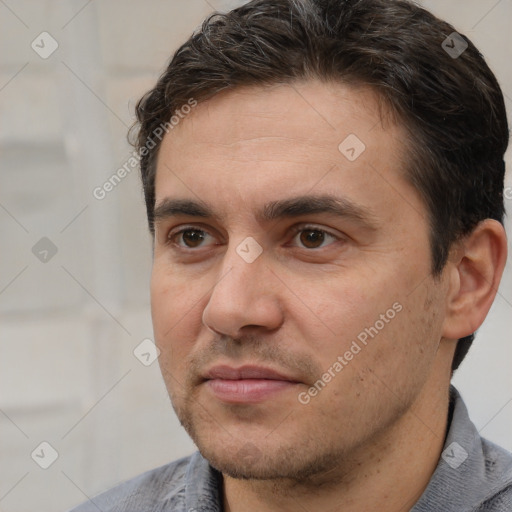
167;224;340;250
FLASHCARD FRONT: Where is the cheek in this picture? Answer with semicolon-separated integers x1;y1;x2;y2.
308;266;438;374
150;265;203;363
311;275;394;342
363;284;445;390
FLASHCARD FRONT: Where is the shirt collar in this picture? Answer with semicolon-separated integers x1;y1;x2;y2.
411;385;512;511
184;451;223;512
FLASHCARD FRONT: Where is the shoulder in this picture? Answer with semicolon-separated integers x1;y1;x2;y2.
412;387;512;512
477;487;512;511
67;454;193;512
475;437;512;511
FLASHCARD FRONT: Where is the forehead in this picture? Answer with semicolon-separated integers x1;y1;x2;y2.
159;81;397;156
154;81;419;225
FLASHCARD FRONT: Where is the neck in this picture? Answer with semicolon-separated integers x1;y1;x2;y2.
223;381;451;512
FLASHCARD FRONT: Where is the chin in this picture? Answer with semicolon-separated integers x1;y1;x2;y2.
172;393;353;482
195;435;341;482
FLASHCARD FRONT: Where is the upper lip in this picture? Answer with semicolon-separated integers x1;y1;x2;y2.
203;365;299;382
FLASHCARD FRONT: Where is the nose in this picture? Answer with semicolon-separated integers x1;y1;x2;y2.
202;243;284;338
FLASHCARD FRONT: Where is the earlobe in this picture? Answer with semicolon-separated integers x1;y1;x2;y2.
442;219;508;340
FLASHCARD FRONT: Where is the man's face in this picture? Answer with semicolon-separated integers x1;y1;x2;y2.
151;81;451;481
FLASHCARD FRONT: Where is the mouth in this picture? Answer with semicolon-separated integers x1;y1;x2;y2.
202;364;301;404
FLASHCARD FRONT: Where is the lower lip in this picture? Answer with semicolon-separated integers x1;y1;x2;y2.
205;379;297;403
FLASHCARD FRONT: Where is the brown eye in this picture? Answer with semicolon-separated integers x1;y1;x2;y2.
170;228;212;248
299;229;325;249
181;229;205;247
290;226;338;250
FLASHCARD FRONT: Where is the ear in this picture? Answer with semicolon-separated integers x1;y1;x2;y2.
442;219;508;340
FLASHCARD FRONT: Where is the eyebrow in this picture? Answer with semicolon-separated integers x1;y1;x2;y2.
153;194;379;230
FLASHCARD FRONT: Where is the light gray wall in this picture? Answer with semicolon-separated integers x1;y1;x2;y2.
0;1;510;511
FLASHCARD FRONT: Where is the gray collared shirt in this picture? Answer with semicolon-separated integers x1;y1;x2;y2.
69;386;512;511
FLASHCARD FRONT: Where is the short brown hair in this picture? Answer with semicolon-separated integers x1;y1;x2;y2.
131;0;509;371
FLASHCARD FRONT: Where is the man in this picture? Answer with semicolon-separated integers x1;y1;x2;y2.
71;0;511;510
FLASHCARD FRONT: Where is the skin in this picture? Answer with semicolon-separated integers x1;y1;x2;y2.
150;81;507;512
